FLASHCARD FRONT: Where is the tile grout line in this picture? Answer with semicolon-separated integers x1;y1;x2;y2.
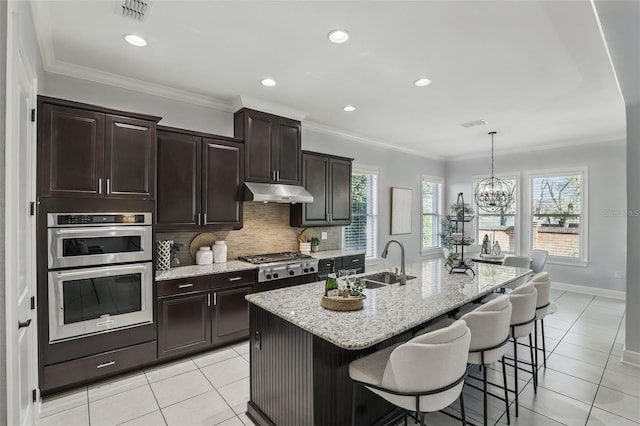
194;352;245;425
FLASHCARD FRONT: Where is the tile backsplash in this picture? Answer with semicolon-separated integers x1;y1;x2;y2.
157;202;342;265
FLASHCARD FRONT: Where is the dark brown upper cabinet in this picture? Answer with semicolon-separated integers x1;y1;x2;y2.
156;126;244;231
234;108;301;185
291;151;353;227
39;96;160;200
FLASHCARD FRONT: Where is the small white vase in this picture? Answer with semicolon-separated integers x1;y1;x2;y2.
196;247;213;265
299;242;311;254
213;241;227;263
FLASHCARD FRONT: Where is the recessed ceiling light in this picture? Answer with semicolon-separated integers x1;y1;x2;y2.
414;78;432;87
124;34;147;47
343;105;356;112
261;78;277;87
328;29;350;44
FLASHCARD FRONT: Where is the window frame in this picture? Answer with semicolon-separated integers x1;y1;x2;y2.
472;173;520;255
421;175;444;256
525;167;589;266
342;164;380;260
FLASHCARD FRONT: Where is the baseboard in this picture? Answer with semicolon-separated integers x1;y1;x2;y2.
622;349;640;367
551;281;626;300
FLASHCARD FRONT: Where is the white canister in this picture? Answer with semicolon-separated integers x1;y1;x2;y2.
196;246;213;265
213;241;227;263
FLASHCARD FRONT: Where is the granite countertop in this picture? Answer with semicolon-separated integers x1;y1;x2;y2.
246;259;532;350
156;260;257;281
309;249;366;259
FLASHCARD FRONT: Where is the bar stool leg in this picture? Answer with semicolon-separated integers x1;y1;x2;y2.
460;391;467;426
482;352;488;426
529;334;537;393
513;333;519;417
541;318;547;368
502;355;510;425
534;320;539;369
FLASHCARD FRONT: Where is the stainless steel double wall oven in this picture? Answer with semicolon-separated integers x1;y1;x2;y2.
47;213;153;343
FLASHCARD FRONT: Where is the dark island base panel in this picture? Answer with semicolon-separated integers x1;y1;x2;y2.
247;304;412;425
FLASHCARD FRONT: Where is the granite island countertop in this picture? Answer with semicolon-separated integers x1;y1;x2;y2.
245;259;532;350
155;260;257;281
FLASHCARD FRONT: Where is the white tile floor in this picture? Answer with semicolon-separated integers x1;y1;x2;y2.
37;290;638;426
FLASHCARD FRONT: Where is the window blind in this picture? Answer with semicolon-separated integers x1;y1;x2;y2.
344;170;378;258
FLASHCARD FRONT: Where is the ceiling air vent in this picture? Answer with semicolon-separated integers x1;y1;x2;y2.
119;0;150;21
460;119;488;128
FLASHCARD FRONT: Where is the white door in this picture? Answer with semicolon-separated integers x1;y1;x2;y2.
7;35;38;426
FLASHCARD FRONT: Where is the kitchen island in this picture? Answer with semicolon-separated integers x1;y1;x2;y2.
245;259;533;426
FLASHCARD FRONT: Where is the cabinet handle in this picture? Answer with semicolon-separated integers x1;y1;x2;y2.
213;292;217;306
228;277;242;282
351;259;359;263
197;213;202;226
272;170;276;181
276;170;280;181
208;293;211;306
202;213;207;225
106;178;110;195
178;283;194;289
98;178;102;195
18;319;32;329
96;361;115;369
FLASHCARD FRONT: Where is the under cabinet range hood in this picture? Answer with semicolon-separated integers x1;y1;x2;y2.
243;182;313;203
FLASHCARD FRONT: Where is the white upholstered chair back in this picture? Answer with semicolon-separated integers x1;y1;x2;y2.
460;295;512;365
376;320;471;413
508;283;538;338
530;249;548;273
531;272;551;319
502;255;531;269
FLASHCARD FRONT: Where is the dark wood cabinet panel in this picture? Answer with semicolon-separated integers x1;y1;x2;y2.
38;97;160;200
275;117;302;184
212;285;252;345
234;108;301;185
156;130;201;230
158;291;212;359
329;158;352;225
156;127;244;231
291;151;352;227
203;138;243;228
40;103;105;198
105;115;156;199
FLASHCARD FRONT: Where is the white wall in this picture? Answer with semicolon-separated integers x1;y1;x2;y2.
446;140;627;292
41;73;233;136
303;129;445;268
594;0;640;363
0;1;8;422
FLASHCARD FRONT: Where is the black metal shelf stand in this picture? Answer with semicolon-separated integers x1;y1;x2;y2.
445;192;476;277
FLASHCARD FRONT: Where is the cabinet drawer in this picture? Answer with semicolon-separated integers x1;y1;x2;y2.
342;254;365;267
211;269;256;289
157;275;210;297
317;257;341;273
42;341;156;392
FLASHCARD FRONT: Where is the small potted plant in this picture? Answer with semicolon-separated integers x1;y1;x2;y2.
310;237;320;252
446;252;461;267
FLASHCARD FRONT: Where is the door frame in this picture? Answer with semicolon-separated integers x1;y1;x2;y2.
4;6;38;425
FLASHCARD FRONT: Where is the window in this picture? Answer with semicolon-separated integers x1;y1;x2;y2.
475;177;518;253
529;170;586;261
421;176;443;252
343;167;378;258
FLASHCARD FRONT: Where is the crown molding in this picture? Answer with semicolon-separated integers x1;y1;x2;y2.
447;133;627;162
303;121;444;161
232;95;308;121
30;0;55;70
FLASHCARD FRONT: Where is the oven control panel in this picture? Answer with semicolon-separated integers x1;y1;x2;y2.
49;213;152;227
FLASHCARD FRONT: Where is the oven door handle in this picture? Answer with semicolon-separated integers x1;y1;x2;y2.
58;281;64;311
52;226;149;235
54;263;148;279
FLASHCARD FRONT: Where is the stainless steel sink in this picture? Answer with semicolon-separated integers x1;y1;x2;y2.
360;271;417;288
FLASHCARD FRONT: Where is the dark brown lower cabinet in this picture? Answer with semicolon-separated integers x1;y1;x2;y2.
212;285;251;345
158;291;212;359
157;271;255;359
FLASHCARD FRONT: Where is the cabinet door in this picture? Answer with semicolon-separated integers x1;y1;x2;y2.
105;115;156;199
158;291;211;359
202;139;243;229
40;103;105;197
243;110;274;183
211;285;251;345
291;153;329;226
329;158;352;225
274;117;302;185
156;131;201;230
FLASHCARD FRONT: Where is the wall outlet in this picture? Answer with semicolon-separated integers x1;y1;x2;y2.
614;271;623;279
321;232;328;240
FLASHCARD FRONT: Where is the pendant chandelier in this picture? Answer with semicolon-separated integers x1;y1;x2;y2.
474;131;515;213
